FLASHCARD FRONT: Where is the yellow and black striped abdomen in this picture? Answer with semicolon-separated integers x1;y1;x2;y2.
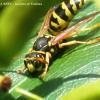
49;0;84;35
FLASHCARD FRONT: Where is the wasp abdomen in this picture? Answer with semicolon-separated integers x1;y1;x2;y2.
49;0;84;34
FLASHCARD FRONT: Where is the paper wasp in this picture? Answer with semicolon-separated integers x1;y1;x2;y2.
17;0;100;79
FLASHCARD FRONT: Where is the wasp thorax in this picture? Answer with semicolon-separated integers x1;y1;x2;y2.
33;36;50;51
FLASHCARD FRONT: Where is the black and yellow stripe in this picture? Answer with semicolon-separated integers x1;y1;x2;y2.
49;0;84;35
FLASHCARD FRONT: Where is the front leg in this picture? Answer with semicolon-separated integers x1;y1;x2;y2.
16;66;28;74
39;52;51;79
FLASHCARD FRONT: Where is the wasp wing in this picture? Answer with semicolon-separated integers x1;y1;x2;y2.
50;11;100;45
38;8;54;37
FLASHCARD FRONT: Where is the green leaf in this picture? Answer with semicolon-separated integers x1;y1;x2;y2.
0;1;100;100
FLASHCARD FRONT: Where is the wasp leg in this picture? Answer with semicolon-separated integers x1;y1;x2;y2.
39;52;51;79
38;8;54;37
59;37;100;48
79;23;100;32
16;67;28;74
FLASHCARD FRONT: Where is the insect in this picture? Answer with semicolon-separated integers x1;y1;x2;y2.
17;0;100;79
0;75;12;91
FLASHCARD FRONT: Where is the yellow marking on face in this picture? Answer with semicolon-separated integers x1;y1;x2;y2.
27;64;35;73
70;0;78;13
61;2;73;20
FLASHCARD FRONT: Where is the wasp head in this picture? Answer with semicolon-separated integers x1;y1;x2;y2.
24;52;45;76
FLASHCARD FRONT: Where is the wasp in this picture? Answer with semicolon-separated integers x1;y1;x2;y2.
0;75;12;91
17;0;100;79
